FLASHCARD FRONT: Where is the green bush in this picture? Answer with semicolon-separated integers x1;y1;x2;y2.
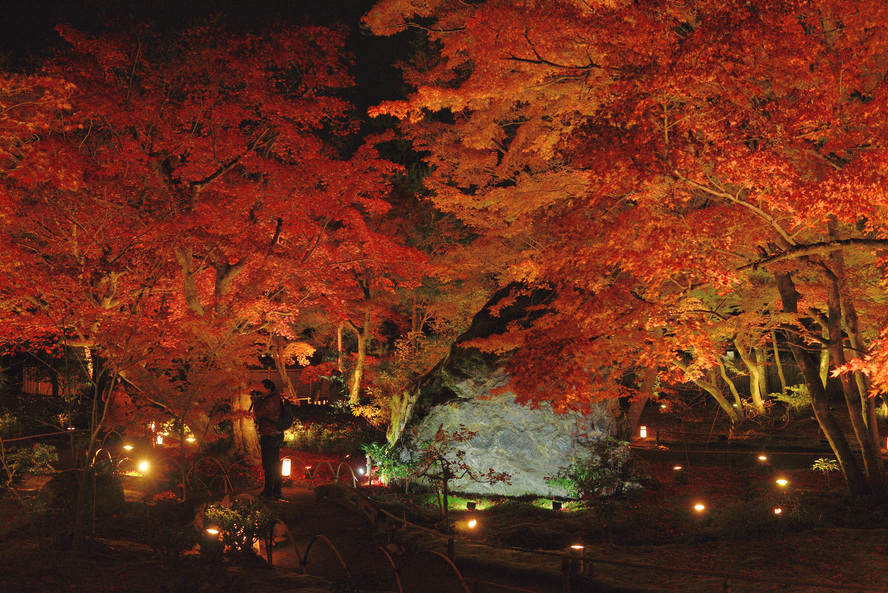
0;412;23;439
545;437;629;498
362;442;413;484
284;418;379;454
204;499;275;556
2;442;58;486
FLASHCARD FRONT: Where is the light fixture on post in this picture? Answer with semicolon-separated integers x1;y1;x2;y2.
755;453;771;474
466;501;477;511
569;544;585;576
281;457;292;478
673;465;688;485
552;500;563;511
201;526;223;560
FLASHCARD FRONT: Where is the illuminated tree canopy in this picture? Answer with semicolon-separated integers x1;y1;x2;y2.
4;0;888;496
365;0;888;493
0;20;425;459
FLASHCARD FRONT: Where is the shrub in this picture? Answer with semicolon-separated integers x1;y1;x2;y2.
361;442;412;484
2;442;58;486
204;499;275;556
0;412;23;439
284;418;379;454
545;437;629;499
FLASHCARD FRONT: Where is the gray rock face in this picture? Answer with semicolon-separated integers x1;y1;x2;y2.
395;284;621;497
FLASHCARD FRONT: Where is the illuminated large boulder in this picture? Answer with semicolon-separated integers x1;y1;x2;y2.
393;285;622;497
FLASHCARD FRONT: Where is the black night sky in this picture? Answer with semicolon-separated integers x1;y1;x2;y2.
1;0;408;110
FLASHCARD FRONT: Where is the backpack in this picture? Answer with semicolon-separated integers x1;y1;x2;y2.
276;397;297;432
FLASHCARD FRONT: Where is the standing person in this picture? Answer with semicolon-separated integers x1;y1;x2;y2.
252;378;284;500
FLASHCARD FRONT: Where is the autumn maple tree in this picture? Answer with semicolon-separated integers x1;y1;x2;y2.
0;19;425;477
366;0;888;495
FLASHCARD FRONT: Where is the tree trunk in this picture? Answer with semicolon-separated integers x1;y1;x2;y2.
774;270;868;496
337;323;345;374
771;329;788;395
754;347;769;399
676;361;742;423
826;251;885;492
272;336;300;403
348;311;371;406
735;341;766;413
625;366;657;439
819;349;830;388
718;361;744;409
839;274;881;450
231;391;261;464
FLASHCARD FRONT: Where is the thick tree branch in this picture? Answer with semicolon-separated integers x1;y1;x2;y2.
189;129;276;194
739;239;888;270
174;245;205;315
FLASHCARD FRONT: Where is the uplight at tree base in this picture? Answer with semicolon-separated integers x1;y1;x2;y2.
138;461;149;473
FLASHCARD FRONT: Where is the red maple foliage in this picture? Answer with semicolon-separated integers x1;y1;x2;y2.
1;20;425;468
366;0;888;494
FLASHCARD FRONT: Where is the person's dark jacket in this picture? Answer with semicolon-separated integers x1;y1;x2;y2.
254;391;282;437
